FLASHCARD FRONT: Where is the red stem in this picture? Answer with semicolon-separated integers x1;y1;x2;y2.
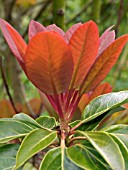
54;94;64;120
45;94;58;112
66;90;78;114
64;90;73;113
67;96;80;121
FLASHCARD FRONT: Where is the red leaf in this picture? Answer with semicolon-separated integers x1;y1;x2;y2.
69;21;99;89
0;19;27;70
46;24;65;36
25;32;73;95
64;23;82;43
98;26;115;57
89;82;112;100
78;93;89;112
78;82;112;111
28;20;46;40
82;34;128;94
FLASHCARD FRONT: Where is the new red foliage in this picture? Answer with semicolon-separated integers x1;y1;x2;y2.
0;19;127;122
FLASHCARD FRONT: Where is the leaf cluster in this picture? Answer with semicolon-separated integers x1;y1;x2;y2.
1;91;128;169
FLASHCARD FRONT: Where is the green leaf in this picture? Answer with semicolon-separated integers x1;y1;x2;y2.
103;124;128;134
70;107;124;131
67;144;110;170
110;134;128;169
105;125;128;149
40;147;82;170
13;113;42;129
115;135;128;149
0;119;33;143
36;116;56;129
15;128;57;169
78;131;125;170
82;91;128;123
0;144;19;170
103;124;128;152
70;120;81;128
103;124;128;148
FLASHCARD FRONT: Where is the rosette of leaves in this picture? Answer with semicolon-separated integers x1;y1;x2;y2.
0;19;128;169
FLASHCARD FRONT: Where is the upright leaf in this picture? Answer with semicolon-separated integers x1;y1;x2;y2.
15;128;57;169
69;21;99;89
25;32;73;94
82;35;128;93
28;20;46;40
46;24;65;36
98;26;115;56
0;19;27;70
64;23;82;43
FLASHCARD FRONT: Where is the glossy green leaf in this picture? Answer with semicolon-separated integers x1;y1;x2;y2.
13;113;42;129
80;140;111;169
82;91;128;123
105;125;128;149
81;107;125;131
36;116;56;129
70;107;124;131
70;120;81;128
40;147;82;170
114;135;128;149
0;119;33;143
15;128;57;169
103;124;128;134
110;134;128;169
0;144;19;170
78;131;125;170
67;144;110;170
